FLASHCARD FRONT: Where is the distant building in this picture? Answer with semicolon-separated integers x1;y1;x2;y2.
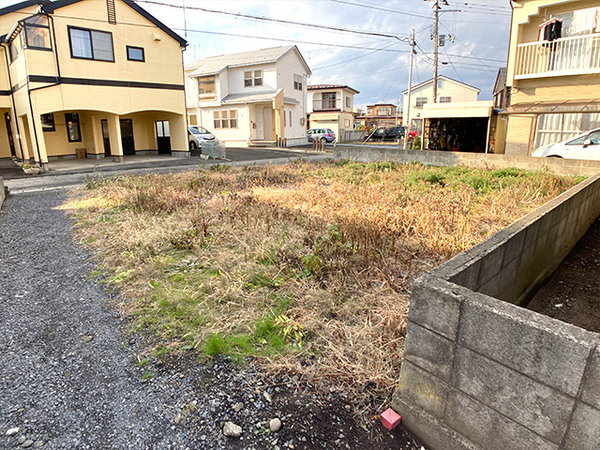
307;84;359;141
185;45;311;147
502;0;600;156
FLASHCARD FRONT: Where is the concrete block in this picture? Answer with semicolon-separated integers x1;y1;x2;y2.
478;272;502;298
496;256;521;303
503;229;525;266
581;345;600;409
452;346;573;442
564;402;600;450
392;397;479;450
445;389;558;450
478;245;506;287
404;321;455;382
459;294;596;396
393;360;448;418
408;274;463;340
449;258;481;290
523;219;540;250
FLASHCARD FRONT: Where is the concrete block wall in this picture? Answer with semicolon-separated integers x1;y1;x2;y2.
334;144;600;176
391;171;600;449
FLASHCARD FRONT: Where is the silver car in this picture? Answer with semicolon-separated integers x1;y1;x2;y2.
188;126;218;150
532;128;600;160
307;128;336;143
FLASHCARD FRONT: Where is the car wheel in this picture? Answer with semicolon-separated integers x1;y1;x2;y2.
189;141;197;150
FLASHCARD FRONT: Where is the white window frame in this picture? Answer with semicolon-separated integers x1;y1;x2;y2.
294;74;302;90
244;70;263;87
213;110;238;129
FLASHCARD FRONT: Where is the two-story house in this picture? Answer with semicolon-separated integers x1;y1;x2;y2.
185;45;311;147
502;0;600;156
402;75;480;133
0;0;188;171
307;84;358;140
355;103;401;130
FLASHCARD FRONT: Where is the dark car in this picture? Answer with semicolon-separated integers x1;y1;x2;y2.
368;127;387;141
384;126;405;141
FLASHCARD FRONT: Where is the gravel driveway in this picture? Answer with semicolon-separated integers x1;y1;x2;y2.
0;190;423;450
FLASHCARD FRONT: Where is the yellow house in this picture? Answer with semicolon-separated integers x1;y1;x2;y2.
503;0;600;156
0;0;188;171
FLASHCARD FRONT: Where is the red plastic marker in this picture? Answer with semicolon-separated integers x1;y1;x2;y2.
381;408;402;431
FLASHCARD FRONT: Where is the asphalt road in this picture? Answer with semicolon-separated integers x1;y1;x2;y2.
1;147;330;194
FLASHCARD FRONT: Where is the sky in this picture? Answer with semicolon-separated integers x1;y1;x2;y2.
0;0;513;110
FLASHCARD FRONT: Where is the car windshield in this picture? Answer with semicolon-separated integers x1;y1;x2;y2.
189;126;209;135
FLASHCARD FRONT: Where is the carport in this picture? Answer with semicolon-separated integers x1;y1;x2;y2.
420;101;494;153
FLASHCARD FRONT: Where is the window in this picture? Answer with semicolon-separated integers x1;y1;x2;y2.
65;113;81;142
9;32;23;62
346;96;351;108
439;97;452;103
535;112;600;149
294;74;302;90
322;93;337;109
416;97;427;107
198;76;215;95
344;119;351;128
244;70;262;87
213;110;238;129
126;46;144;62
68;27;114;61
24;15;51;50
289;111;292;127
41;113;55;132
377;107;392;116
438;80;443;88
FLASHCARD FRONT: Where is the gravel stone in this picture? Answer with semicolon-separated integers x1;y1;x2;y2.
232;402;244;413
222;422;242;438
22;439;34;448
270;418;282;432
6;427;19;436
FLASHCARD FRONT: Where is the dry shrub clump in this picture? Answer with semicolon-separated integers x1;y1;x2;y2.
66;160;583;408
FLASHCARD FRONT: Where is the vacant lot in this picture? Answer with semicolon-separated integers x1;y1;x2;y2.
64;160;583;410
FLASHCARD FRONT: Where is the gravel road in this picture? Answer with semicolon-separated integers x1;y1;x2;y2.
0;190;424;450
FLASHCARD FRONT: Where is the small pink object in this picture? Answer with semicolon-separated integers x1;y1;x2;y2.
381;408;402;431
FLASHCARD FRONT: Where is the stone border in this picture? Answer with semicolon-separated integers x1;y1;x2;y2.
334;145;600;176
391;168;600;449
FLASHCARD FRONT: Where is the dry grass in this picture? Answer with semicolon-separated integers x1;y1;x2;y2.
65;160;583;409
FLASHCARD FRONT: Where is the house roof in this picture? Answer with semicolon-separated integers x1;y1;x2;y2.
401;75;480;95
308;84;359;94
222;90;299;105
186;45;311;77
0;0;186;47
367;103;396;107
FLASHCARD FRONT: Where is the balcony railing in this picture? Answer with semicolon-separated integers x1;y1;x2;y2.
515;34;600;79
313;98;341;110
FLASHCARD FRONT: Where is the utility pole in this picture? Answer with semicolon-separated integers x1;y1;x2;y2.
404;29;415;150
432;0;439;104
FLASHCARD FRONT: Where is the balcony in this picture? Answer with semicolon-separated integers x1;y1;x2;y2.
515;34;600;80
313;98;341;111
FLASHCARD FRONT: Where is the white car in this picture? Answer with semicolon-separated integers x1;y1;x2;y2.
532;128;600;160
188;126;218;151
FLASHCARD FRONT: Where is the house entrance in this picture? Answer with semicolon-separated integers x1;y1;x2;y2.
4;113;16;157
101;119;111;157
155;120;171;154
119;119;135;155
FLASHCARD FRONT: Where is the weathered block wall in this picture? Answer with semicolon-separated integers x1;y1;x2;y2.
333;144;600;176
391;171;600;450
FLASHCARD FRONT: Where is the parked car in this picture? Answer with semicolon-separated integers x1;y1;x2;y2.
532;128;600;160
188;126;218;150
307;128;336;143
368;126;406;142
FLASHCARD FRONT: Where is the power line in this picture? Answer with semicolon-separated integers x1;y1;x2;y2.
137;0;410;42
330;0;433;20
312;42;401;70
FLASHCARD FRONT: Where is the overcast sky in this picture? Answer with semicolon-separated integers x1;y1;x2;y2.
0;0;513;109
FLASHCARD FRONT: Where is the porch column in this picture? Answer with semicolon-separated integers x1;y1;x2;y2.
28;108;49;172
273;91;284;141
108;115;124;163
15;115;30;161
170;115;190;158
91;115;105;158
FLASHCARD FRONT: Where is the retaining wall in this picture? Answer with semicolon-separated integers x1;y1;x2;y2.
334;144;600;176
391;171;600;449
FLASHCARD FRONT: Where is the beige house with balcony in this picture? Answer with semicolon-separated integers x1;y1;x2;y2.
307;84;358;140
503;0;600;155
0;0;188;171
185;45;311;147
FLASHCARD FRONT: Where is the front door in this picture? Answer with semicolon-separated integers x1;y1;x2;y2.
119;119;135;155
155;120;171;154
101;119;111;157
4;113;16;157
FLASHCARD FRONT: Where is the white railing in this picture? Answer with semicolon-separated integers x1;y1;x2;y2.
515;34;600;79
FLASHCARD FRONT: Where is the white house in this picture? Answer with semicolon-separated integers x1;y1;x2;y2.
402;75;480;132
185;45;311;147
307;84;359;140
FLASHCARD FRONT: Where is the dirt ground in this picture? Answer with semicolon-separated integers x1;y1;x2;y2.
527;217;600;333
